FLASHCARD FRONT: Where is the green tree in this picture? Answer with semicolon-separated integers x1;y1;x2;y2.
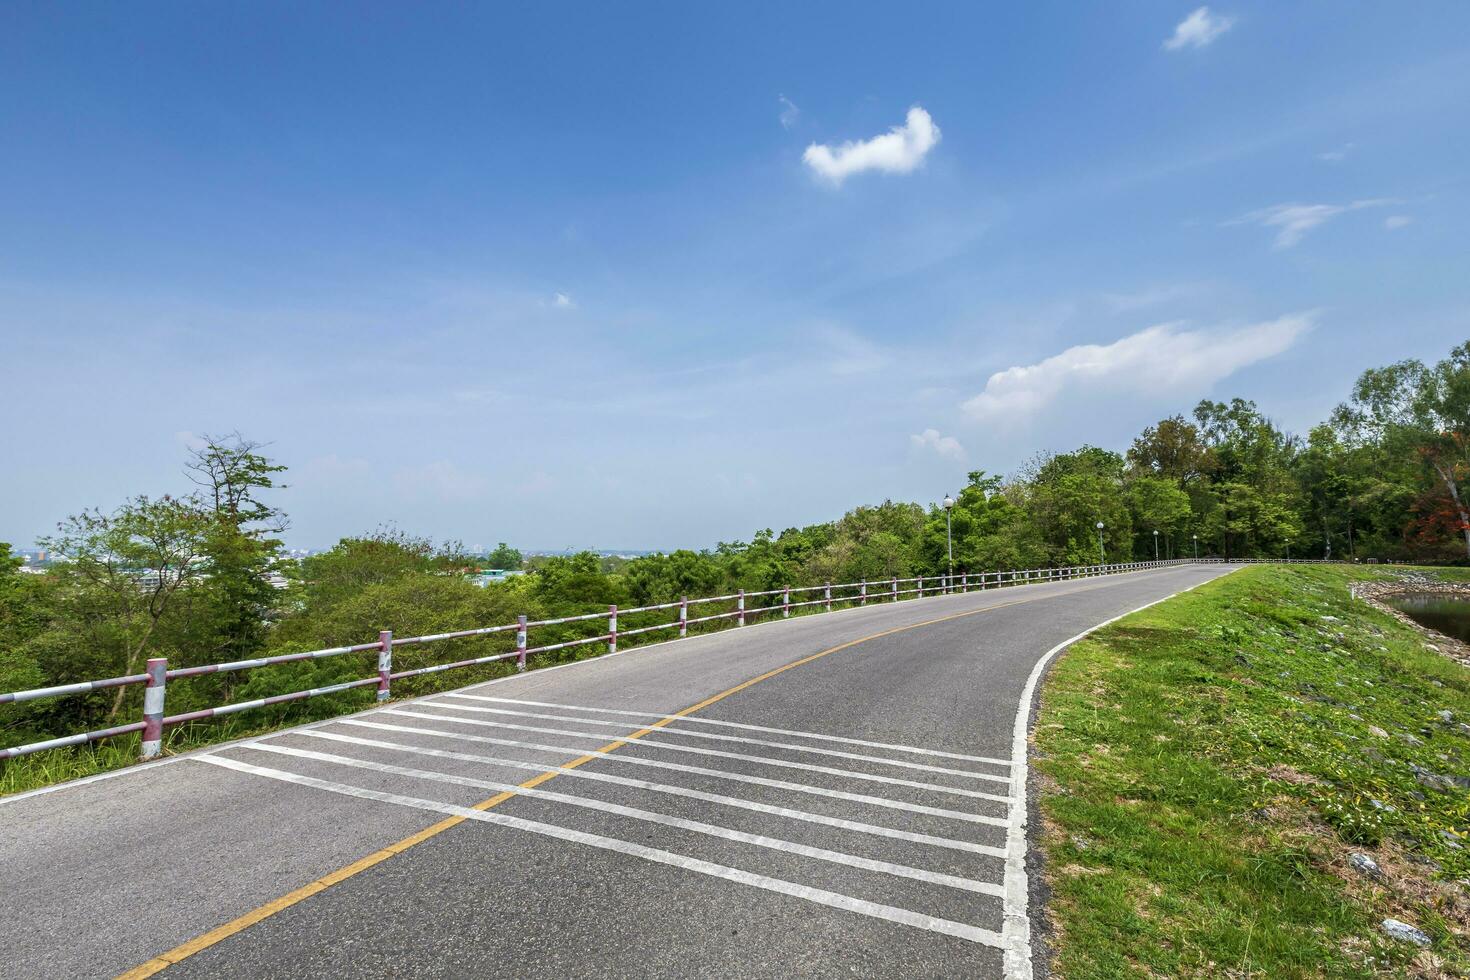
1192;399;1302;558
1334;343;1470;558
1126;475;1193;558
39;495;214;720
1025;448;1133;564
485;543;523;570
1128;415;1214;486
186;434;288;663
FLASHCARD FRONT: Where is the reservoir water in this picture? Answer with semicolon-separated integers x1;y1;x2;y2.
1386;595;1470;644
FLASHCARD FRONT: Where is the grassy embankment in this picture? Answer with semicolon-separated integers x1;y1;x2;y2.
1036;564;1470;977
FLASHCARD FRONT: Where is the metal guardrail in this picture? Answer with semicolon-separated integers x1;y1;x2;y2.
1;557;1326;761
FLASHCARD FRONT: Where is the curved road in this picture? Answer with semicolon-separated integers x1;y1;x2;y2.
0;563;1236;979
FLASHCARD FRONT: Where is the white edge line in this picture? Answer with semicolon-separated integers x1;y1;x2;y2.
999;565;1239;980
0;565;1180;807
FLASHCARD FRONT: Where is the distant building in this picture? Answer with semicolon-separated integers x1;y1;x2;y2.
468;569;527;587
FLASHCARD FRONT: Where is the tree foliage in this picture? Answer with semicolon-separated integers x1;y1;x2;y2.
7;341;1470;755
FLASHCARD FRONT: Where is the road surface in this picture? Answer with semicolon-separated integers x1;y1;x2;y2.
0;562;1236;979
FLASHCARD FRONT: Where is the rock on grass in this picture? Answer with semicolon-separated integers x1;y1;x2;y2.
1348;852;1383;880
1381;919;1432;947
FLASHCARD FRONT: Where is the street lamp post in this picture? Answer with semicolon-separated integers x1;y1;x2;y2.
942;494;955;587
1153;529;1159;560
1096;521;1105;564
1192;534;1198;560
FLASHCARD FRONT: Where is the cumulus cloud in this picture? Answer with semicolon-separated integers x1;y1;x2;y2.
910;428;966;461
1384;215;1413;230
778;95;800;130
553;292;575;309
1229;199;1394;248
1164;7;1234;50
803;106;940;185
961;315;1314;421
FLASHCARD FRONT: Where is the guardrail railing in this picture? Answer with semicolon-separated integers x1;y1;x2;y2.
0;556;1317;762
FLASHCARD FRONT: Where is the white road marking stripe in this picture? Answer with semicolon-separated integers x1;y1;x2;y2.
428;700;1009;782
237;741;1002;898
338;718;1006;830
999;568;1232;980
198;754;1005;948
385;708;1012;804
446;695;1012;768
296;729;1008;852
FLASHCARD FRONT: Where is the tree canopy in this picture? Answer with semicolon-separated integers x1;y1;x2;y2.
6;340;1470;756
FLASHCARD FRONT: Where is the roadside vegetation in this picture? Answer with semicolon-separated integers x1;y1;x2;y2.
4;341;1470;795
1035;564;1470;977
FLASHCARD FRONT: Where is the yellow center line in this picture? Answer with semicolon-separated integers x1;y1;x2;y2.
115;569;1184;978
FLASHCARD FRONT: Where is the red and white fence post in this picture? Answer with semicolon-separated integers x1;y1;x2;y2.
140;657;167;759
516;614;528;671
918;576;924;598
608;604;618;655
891;577;898;601
962;572;968;592
824;582;832;613
737;590;746;627
860;579;867;606
376;630;393;702
679;596;688;637
782;586;790;618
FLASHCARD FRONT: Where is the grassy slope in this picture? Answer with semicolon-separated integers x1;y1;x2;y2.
1035;565;1470;978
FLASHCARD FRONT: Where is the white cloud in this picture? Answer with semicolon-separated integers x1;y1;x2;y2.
1385;215;1413;230
778;95;800;130
1318;142;1354;163
1229;199;1394;248
553;292;575;309
961;315;1314;421
910;428;966;461
1164;7;1234;50
803;106;940;185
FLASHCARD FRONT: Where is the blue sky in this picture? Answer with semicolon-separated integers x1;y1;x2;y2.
3;3;1467;551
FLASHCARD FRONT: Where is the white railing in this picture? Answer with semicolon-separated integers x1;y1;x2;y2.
0;557;1274;761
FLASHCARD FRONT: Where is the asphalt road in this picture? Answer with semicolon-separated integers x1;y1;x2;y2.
0;563;1237;980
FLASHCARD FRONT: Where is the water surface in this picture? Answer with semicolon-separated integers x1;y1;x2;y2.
1386;595;1470;643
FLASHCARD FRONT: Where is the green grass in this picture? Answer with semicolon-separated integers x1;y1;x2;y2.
1035;564;1470;978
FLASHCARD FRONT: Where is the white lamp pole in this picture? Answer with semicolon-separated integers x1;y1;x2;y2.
1153;529;1160;560
942;494;955;583
1096;521;1105;563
